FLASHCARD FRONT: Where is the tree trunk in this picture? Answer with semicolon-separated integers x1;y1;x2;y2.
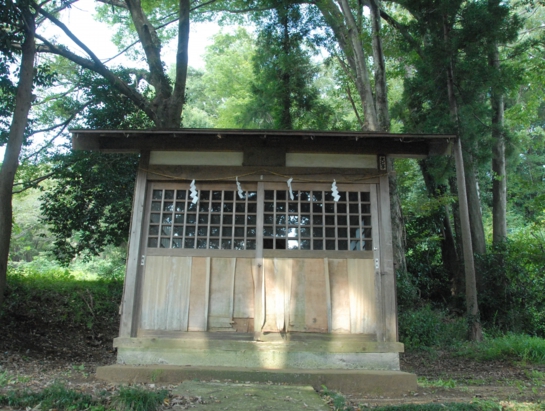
489;25;507;243
279;6;293;130
419;160;462;296
0;9;36;307
443;14;482;341
315;0;378;130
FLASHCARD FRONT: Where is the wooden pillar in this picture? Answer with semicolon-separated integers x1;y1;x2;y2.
119;151;150;338
379;169;396;342
453;138;482;341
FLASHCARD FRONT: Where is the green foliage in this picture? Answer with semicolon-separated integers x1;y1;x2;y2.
2;264;123;331
399;305;467;349
455;334;545;364
39;150;138;264
476;232;545;336
111;386;168;411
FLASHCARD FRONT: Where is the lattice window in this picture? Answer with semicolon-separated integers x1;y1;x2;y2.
262;189;372;251
147;187;258;250
146;184;373;252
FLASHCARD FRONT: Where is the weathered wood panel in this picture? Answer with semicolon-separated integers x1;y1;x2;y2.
208;258;236;330
188;257;210;331
348;259;376;334
288;259;328;333
303;259;328;333
276;258;292;332
262;258;279;332
165;257;191;331
140;256;192;331
329;259;351;333
233;258;255;320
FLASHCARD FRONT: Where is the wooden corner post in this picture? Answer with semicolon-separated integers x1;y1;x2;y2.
119;151;150;338
379;163;397;342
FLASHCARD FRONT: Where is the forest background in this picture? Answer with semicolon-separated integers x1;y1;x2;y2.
0;0;545;347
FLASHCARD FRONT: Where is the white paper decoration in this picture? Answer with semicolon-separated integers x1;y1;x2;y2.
331;179;340;202
287;178;294;200
189;179;199;204
236;177;245;199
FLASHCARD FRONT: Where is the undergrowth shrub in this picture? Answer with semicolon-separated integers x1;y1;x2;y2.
477;235;545;337
1;265;123;331
399;305;466;349
455;334;545;364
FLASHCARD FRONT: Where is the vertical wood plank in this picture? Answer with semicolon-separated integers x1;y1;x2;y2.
188;257;209;331
252;259;265;334
303;259;328;332
165;257;191;331
262;258;278;332
283;259;292;332
324;258;332;332
139;255;162;330
275;258;292;332
233;258;255;319
154;259;168;330
379;174;397;341
348;259;377;334
208;258;236;329
329;259;351;333
120;151;149;338
288;259;306;331
229;258;236;319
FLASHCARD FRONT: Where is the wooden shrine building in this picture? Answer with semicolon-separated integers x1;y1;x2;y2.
72;129;455;393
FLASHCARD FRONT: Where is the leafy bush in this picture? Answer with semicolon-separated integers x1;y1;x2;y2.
399;305;467;349
477;231;545;337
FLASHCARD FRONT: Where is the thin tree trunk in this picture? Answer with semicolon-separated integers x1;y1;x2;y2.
443;14;482;341
369;0;406;273
419;160;462;295
0;9;36;307
280;6;292;130
464;158;487;256
488;21;507;243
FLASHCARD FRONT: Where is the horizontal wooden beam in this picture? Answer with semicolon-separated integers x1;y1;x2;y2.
71;129;455;157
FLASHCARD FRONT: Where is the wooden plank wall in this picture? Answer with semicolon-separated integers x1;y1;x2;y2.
139;257;377;336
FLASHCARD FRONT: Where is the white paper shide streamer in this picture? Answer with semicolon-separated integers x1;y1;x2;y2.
189;179;199;204
331;179;340;202
287;178;294;200
236;177;245;199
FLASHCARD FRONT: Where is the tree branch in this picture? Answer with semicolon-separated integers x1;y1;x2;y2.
34;33;157;122
12;172;56;194
379;8;423;60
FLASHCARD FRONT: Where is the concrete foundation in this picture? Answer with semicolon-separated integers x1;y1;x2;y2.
114;336;403;371
96;365;417;396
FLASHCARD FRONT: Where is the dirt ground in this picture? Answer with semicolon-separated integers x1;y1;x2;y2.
1;316;544;409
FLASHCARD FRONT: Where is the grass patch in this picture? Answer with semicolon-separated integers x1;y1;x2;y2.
364;404;481;410
418;377;458;388
455;334;545;364
111;386;168;411
0;383;101;410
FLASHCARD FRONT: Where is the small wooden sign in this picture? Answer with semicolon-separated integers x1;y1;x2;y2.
378;155;387;171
